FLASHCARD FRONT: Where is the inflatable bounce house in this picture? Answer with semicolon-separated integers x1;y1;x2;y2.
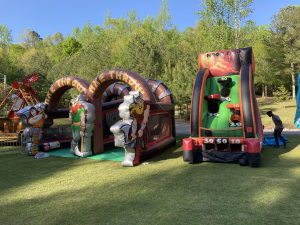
183;47;263;166
16;69;176;166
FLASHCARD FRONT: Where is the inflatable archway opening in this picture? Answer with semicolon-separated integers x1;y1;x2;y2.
183;47;263;167
43;69;176;162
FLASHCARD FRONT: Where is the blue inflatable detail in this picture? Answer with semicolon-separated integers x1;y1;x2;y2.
263;136;288;146
294;73;300;129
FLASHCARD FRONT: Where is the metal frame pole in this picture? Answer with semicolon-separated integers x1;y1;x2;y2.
4;75;6;97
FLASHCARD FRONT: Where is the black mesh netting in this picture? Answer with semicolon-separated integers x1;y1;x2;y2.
42;124;72;142
104;111;171;143
147;113;170;143
42;112;171;143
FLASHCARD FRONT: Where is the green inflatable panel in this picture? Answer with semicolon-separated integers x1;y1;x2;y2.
202;75;243;137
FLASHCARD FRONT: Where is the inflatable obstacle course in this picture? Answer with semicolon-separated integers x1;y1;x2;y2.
15;69;176;166
183;47;263;166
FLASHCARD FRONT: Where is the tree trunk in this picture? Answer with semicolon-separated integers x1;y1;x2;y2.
292;62;295;99
179;105;182;119
265;83;268;98
221;0;224;49
234;0;238;49
237;0;241;48
262;83;265;98
290;39;295;99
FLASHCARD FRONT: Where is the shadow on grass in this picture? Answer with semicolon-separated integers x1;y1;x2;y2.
282;105;296;109
153;135;190;160
257;98;277;107
1;135;300;224
259;107;277;115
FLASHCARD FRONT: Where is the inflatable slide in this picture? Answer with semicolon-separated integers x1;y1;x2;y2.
183;47;263;166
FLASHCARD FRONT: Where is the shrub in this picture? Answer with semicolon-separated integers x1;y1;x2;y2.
274;85;291;108
274;85;290;102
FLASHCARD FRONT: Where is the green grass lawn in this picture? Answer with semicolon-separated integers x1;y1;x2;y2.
1;135;300;224
52;118;71;125
257;98;297;129
0;145;22;154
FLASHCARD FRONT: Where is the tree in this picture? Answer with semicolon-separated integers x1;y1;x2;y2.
16;29;43;48
9;44;26;72
62;37;82;56
50;42;63;63
44;34;53;47
0;24;13;46
72;21;97;46
195;0;234;50
25;52;53;101
160;60;195;118
0;46;22;83
234;0;253;48
271;5;300;99
251;24;276;98
126;30;162;79
274;85;291;108
154;0;173;32
51;31;64;45
195;0;253;50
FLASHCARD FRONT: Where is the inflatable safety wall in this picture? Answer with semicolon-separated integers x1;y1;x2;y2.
183;47;263;166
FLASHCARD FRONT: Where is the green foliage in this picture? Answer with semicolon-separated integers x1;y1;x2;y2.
62;37;82;56
154;0;173;32
23;52;53;101
0;45;21;83
160;60;195;109
195;0;253;49
274;85;291;102
270;5;300;99
51;31;64;45
16;29;43;48
2;0;299;111
0;24;13;46
126;31;162;78
0;83;12;100
51;42;63;63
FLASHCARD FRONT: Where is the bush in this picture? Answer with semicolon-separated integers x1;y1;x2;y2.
274;85;290;102
274;85;291;108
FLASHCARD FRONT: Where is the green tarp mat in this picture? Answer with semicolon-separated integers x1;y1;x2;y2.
47;148;125;161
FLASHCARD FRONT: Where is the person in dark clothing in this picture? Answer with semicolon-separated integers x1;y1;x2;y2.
267;111;287;149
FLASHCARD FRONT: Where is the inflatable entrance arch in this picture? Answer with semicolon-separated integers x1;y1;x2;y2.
45;76;89;111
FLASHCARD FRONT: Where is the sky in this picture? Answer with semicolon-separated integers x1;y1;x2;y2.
0;0;299;43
